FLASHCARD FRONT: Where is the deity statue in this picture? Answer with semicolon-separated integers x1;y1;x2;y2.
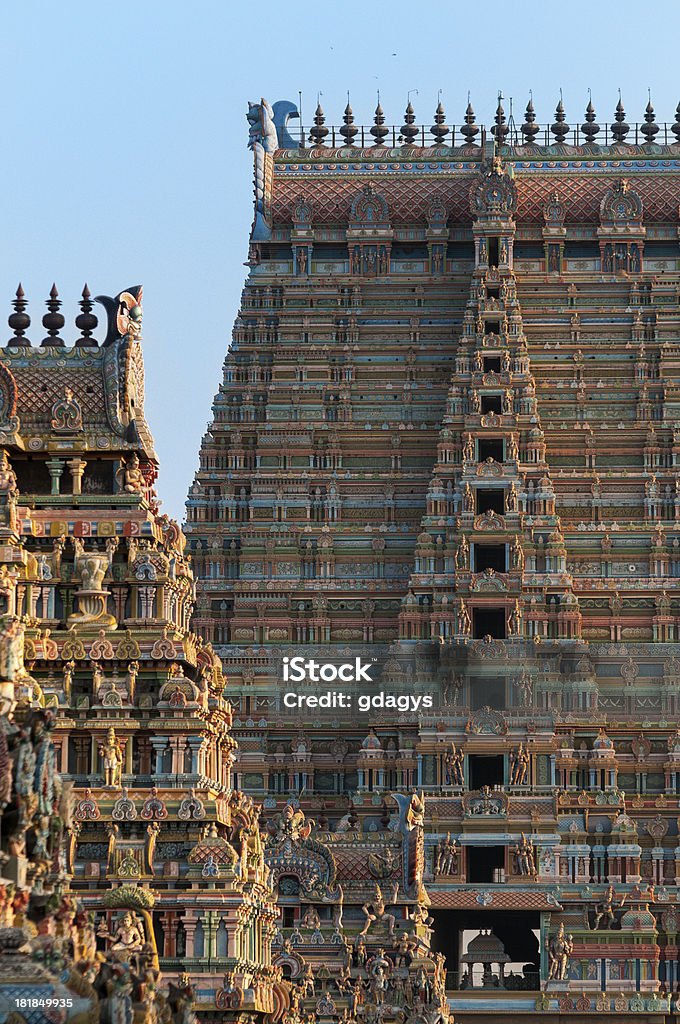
435;834;458;875
117;453;146;494
0;449;17;495
98;909;146;959
547;922;573;981
593;884;626;930
269;801;313;842
301;904;320;930
463;482;475;512
360;884;396;938
444;743;465;787
508;600;522;636
457;599;471;637
98;726;125;788
455;535;469;571
514;833;536;877
510;743;530;785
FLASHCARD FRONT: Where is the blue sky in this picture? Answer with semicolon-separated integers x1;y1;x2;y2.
1;0;677;521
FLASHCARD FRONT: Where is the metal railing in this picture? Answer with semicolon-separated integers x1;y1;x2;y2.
291;122;680;150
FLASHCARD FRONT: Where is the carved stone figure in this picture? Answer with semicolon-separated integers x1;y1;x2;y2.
360;884;396;938
547;922;573;980
98;726;125;788
117;453;146;494
444;743;465;786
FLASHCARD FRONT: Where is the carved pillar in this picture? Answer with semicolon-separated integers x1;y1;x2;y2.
46;458;65;496
66;458;87;495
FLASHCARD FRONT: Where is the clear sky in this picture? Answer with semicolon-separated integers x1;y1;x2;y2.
2;0;678;521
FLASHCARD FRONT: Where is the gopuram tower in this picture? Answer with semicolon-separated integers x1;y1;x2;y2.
0;286;280;1024
185;94;680;1022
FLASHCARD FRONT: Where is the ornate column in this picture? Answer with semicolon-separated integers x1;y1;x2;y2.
66;458;87;495
45;458;65;496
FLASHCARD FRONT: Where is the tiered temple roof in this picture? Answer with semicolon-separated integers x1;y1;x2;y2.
184;96;680;1021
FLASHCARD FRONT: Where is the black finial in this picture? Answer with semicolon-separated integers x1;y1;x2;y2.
75;284;99;347
611;96;629;143
521;98;539;144
430;100;449;145
308;102;328;147
370;101;389;146
581;97;600;144
551;97;569;144
41;283;65;347
339;100;357;147
673;102;680;143
492;96;508;145
7;283;31;347
640;98;659;144
401;100;418;145
460;100;479;145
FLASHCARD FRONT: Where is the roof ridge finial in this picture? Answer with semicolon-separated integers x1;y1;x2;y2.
401;93;419;146
41;283;65;348
611;94;629;143
339;95;357;147
370;97;389;147
521;95;538;145
308;95;328;147
75;283;99;347
551;95;569;144
460;98;478;146
582;94;599;145
7;283;31;348
641;93;659;144
431;96;449;146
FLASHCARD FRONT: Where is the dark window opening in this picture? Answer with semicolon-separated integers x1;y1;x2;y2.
474;544;506;573
488;238;500;267
473;608;506;640
475;488;504;515
470;674;506;710
481;394;502;414
469;754;505;789
478;438;504;462
486;288;500;300
486;320;500;335
282;907;295;928
467;845;505;883
431;909;541;990
483;356;501;372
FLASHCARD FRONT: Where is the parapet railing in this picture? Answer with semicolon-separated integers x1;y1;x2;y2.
290;123;680;150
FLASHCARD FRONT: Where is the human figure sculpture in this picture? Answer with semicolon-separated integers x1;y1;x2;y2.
360;884;396;938
301;904;320;930
593;884;625;930
510;743;530;785
98;726;125;788
117;453;145;494
435;834;458;875
98;910;146;960
514;833;536;876
0;450;17;495
547;922;573;980
444;744;465;787
457;599;471;637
